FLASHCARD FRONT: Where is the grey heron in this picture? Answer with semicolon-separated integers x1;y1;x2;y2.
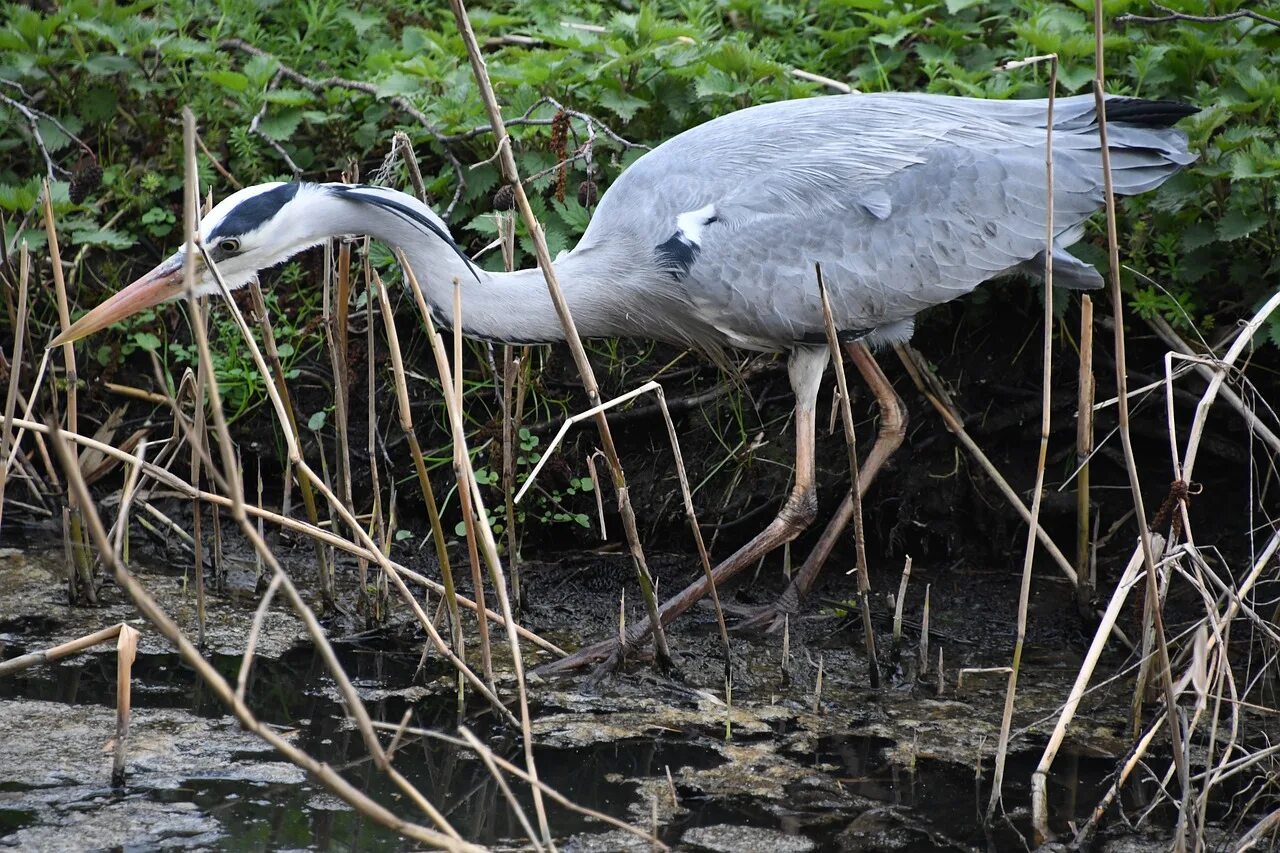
54;92;1197;668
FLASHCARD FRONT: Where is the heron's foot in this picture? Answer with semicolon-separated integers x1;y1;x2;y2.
733;586;803;635
533;636;620;678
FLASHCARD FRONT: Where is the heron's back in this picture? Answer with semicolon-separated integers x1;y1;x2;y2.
574;92;1196;352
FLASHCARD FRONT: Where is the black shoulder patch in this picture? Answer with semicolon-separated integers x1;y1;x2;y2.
209;183;301;239
328;185;480;283
655;233;698;280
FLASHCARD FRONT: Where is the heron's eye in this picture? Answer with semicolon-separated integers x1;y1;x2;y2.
218;238;241;254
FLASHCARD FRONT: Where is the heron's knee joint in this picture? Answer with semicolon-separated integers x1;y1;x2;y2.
781;486;818;528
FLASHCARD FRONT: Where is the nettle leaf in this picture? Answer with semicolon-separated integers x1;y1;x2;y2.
70;226;135;249
552;196;590;233
1217;206;1267;242
258;109;303;141
597;88;648;121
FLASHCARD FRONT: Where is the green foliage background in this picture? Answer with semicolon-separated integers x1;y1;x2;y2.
3;0;1278;339
0;0;1277;544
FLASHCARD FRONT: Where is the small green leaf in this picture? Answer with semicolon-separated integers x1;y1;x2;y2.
133;332;161;352
205;70;248;93
307;410;327;430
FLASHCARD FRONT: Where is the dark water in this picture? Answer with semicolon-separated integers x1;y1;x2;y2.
0;638;1175;851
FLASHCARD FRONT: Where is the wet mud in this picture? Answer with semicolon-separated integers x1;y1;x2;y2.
0;545;1195;851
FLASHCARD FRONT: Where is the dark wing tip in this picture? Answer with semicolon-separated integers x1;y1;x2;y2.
1103;97;1200;128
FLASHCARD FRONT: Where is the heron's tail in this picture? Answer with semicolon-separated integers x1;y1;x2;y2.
1064;95;1199;198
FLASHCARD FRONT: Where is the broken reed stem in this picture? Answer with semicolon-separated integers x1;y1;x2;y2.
112;624;140;786
448;0;671;670
0;622;123;677
247;280;332;601
0;412;566;660
402;254;551;845
1077;294;1095;602
452;281;495;687
919;584;930;674
988;54;1056;822
372;271;465;663
43;180;95;603
816;262;879;687
893;555;912;650
0;242;29;531
46;422;478;851
1092;0;1189;814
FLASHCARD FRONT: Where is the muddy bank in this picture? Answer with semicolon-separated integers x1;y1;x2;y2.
0;545;1198;851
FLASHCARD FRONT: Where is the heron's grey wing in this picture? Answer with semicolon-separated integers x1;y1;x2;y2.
584;93;1190;348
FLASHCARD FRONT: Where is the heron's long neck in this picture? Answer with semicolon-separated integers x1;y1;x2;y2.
347;196;617;344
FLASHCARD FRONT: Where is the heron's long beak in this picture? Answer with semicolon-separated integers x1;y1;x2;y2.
49;253;188;348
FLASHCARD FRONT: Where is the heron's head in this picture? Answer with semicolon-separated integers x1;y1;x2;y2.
51;182;327;346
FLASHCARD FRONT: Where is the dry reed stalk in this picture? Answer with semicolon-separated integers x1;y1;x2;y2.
45;425;479;851
0;242;29;530
1091;0;1188;814
364;251;386;616
987;53;1057;820
1031;536;1164;838
816;262;880;687
651;381;732;681
892;555;912;650
895;344;1079;586
111;623;140;786
456;727;545;852
171;113;474;832
236;572;283;701
497;209;522;608
401;255;551;845
110;438;146;559
331;238;357;605
0;411;567;659
191;320;208;646
187;234;515;723
372;271;465;660
452;281;495;686
1077;294;1095;605
0;622;123;677
43;180;95;602
246;281;332;595
919;584;930;674
812;655;824;713
373;721;667;849
1145;314;1280;455
448;0;671;670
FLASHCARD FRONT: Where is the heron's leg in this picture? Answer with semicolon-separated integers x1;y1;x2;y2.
536;347;829;675
747;341;906;629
